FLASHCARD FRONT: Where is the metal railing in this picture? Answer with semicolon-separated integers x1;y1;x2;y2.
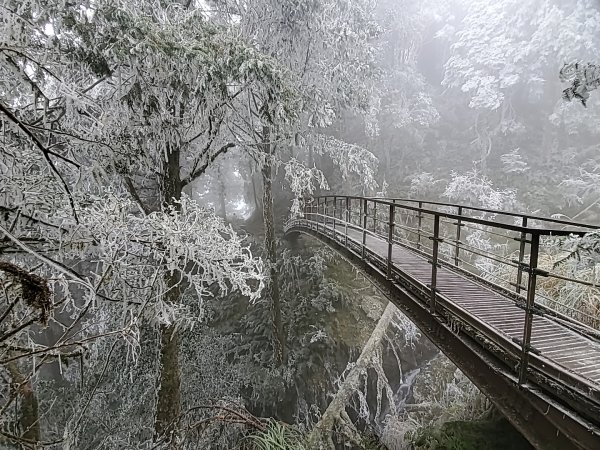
287;195;600;386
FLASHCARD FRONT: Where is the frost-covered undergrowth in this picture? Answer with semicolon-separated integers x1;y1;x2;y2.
380;354;492;450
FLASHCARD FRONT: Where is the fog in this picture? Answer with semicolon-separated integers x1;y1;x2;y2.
1;0;599;449
328;0;600;220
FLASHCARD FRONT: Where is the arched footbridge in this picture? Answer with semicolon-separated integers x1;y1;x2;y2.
284;196;600;450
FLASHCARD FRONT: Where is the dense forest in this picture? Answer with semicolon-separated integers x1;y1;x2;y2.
0;0;599;449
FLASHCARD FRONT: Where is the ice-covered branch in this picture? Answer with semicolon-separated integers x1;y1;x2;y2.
560;62;600;107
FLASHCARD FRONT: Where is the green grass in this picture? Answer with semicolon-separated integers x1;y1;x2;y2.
245;421;307;450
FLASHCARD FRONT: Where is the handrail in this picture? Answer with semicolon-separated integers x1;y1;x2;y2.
369;196;599;231
287;196;600;446
306;195;598;236
292;195;600;392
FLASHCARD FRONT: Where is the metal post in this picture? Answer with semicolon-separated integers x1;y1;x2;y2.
347;198;351;225
332;195;336;236
345;197;350;248
373;201;377;233
417;201;423;250
362;198;368;259
315;198;323;231
387;203;395;279
516;217;528;294
519;232;540;385
454;206;463;266
316;198;320;233
430;214;440;312
305;201;308;228
324;198;328;235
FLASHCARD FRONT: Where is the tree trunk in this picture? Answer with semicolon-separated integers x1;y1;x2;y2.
249;159;260;214
307;302;397;448
154;146;183;441
7;361;40;444
154;295;182;440
217;162;227;221
261;125;285;366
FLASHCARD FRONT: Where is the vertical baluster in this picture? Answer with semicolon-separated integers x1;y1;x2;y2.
345;197;350;248
316;197;320;233
430;214;440;312
362;198;368;259
332;195;336;237
519;232;540;385
454;206;463;266
324;198;328;234
516;217;528;294
417;201;423;249
387;203;395;279
304;199;307;223
337;197;341;240
373;201;377;233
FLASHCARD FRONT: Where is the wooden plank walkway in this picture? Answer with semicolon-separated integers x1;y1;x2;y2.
325;222;600;385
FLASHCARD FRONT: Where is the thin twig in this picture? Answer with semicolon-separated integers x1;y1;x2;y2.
0;101;79;222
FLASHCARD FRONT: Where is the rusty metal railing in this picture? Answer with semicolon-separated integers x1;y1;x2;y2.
286;195;600;387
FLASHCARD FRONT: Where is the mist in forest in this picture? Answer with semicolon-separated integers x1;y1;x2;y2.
0;0;599;449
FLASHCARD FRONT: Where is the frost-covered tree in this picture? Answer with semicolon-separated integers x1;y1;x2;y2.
0;0;298;445
363;0;441;183
207;0;381;367
438;0;600;176
560;62;600;106
442;0;600;111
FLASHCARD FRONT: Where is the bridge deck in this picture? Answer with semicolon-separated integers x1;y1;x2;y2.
291;198;600;447
327;222;600;385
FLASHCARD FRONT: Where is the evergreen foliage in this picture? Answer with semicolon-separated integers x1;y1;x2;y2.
1;0;599;448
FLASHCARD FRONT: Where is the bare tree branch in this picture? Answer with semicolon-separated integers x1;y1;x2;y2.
182;143;236;187
123;176;151;215
0;101;79;222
